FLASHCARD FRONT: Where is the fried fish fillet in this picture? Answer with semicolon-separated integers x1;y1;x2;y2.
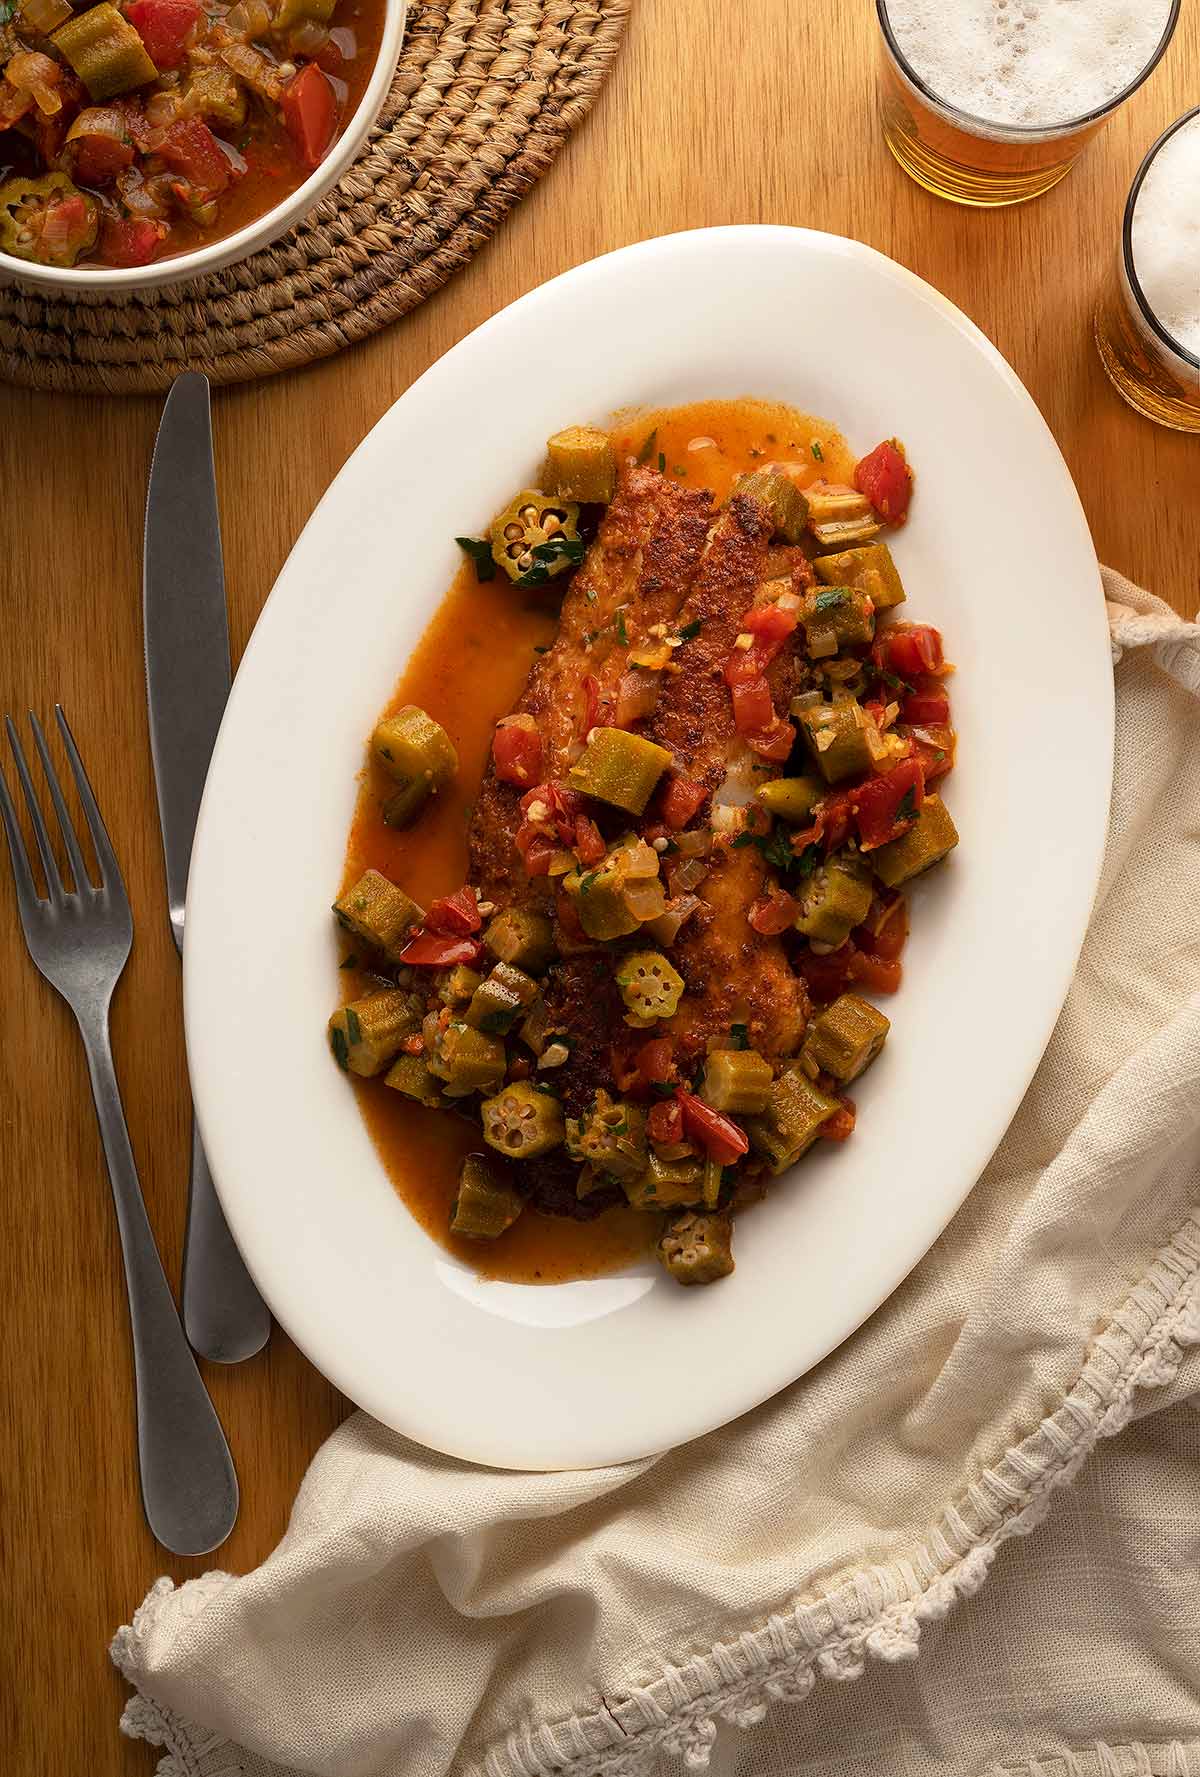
468;465;712;908
647;488;809;1061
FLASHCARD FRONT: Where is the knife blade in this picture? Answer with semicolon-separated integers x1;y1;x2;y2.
144;373;270;1363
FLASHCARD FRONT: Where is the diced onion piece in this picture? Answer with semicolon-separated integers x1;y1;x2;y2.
645;894;701;945
623;877;667;922
711;803;742;834
6;50;62;116
671;827;711;858
669;855;708;892
790;690;822;713
66;105;128;143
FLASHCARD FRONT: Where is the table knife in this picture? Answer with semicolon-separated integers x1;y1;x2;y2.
144;372;271;1364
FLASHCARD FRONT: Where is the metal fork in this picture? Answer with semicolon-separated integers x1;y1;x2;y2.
0;707;237;1556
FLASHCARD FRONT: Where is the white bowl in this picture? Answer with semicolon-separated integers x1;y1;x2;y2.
0;0;407;295
186;227;1112;1471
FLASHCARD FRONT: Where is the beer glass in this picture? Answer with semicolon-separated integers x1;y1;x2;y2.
876;0;1181;208
1095;109;1200;433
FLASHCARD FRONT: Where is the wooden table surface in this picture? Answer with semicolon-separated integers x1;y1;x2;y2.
2;2;1197;1769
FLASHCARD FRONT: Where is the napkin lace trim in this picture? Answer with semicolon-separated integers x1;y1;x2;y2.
479;1214;1200;1777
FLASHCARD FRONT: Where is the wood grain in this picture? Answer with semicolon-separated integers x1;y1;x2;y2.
0;3;1196;1769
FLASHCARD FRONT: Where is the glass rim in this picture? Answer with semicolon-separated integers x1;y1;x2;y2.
875;0;1182;141
1121;105;1200;373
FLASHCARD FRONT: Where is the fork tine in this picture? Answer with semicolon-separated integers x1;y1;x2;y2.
53;706;122;893
29;711;92;894
0;752;42;914
5;715;63;901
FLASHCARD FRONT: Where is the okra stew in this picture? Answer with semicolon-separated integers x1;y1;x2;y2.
0;0;384;269
333;400;959;1288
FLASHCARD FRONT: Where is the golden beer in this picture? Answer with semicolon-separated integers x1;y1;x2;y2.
1095;109;1200;433
876;0;1180;208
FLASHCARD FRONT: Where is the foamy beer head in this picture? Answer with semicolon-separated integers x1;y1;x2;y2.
883;0;1177;131
1130;110;1200;363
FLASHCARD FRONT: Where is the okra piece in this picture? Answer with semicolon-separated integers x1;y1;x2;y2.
52;4;156;99
430;1022;507;1096
564;837;666;941
272;0;337;28
794;855;873;946
565;1090;647;1181
480;1080;565;1159
798;697;881;783
801;586;876;659
815;543;906;611
568;727;673;815
746;1066;840;1173
801;992;890;1084
467;961;539;1034
755;775;824;824
328;988;421;1077
450;1153;524;1240
657;1210;735;1285
701;1049;773;1115
383;1052;445;1106
543;425;617;504
702;1155;724;1210
185;65;247;127
872;794;959;888
373;705;458;828
615;949;685;1025
483;906;556;974
438;964;483;1007
490;491;582;584
732;470;809;542
332;868;422;961
625;1151;704;1210
806;487;883;551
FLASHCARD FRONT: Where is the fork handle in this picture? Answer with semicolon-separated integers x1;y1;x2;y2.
80;1018;238;1556
182;1120;271;1364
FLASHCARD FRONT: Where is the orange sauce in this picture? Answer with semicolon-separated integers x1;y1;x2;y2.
341;399;856;1284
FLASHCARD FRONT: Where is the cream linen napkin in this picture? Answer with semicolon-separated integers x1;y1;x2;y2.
112;568;1200;1777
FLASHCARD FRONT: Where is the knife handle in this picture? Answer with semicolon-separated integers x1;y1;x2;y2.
181;1118;271;1364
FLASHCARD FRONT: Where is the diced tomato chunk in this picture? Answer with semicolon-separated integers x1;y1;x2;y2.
635;1036;675;1085
821;1100;856;1142
748;887;798;935
745;716;794;761
901;675;950;725
812;788;856;853
159;117;230;191
516;827;557;876
423;887;482;936
906;722;955;783
857;896;909;963
854;438;912;525
795;945;854;1005
676;1090;750;1165
847;949;902;994
743;600;798;642
126;0;199;70
853;756;925;851
730;676;775;734
492;714;542;788
873;623;943;680
519;781;582;845
397;932;483;967
282;63;337;170
658;775;707;831
573;814;606;866
98;216;165;267
72;131;134;184
647;1098;684;1145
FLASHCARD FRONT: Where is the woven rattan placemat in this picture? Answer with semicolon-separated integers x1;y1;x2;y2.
0;0;630;394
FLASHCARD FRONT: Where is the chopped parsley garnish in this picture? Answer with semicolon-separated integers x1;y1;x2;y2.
338;954;358;970
344;1008;362;1045
678;619;702;641
515;536;587;587
793;842;822;877
758;828;794;871
657;452;667;473
455;535;495;581
811;441;824;462
730;830;756;849
578;870;599;897
729;1023;750;1050
813;588;849;613
878;667;912;695
330;1027;350;1070
533;643;550;653
895;787;918;824
585;585;598;603
616;610;629;647
636;428;658;464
